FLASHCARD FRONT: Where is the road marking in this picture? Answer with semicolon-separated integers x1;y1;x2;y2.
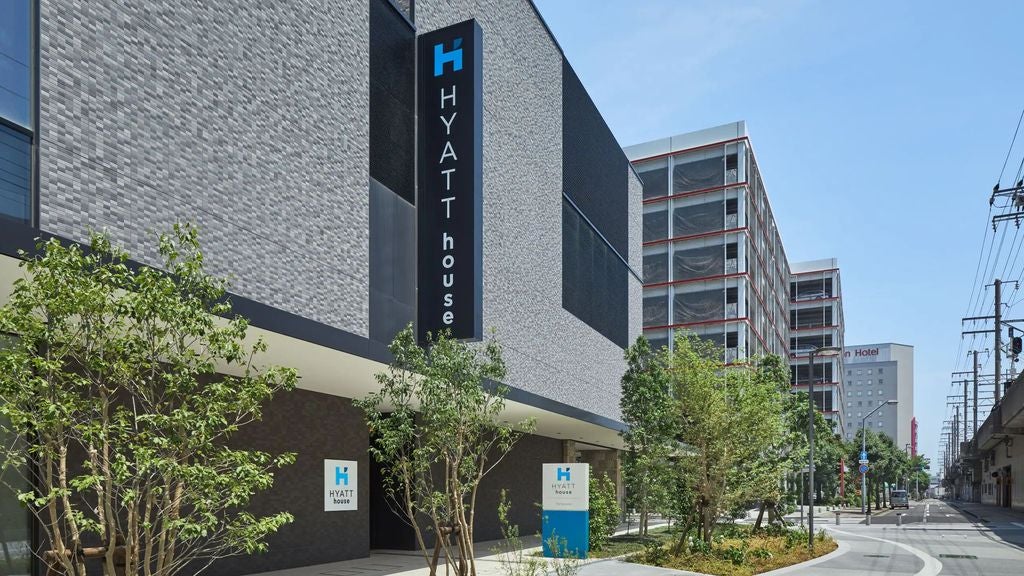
827;527;943;576
1013;522;1024;529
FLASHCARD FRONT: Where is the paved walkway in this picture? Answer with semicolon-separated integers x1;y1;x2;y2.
242;520;671;576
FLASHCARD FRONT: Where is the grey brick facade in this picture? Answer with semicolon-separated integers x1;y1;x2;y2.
38;0;372;337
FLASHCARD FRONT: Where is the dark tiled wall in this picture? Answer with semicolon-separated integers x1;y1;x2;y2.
206;389;370;576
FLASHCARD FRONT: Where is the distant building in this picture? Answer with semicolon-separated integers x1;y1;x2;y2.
789;259;846;433
625;121;790;361
842;343;915;448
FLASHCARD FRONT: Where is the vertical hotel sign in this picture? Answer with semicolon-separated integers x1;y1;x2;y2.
417;19;483;342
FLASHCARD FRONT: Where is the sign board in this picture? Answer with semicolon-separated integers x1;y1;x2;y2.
417;19;484;343
858;459;869;465
542;463;589;511
843;345;892;364
542;463;589;558
859;464;869;474
324;459;358;511
860;451;868;461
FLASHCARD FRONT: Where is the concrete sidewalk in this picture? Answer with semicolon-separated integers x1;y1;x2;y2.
947;500;1024;524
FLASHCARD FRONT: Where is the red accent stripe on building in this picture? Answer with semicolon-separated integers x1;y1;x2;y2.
641;182;747;205
792;267;840;276
792;324;842;332
630;136;749;163
643;272;746;290
643;317;749;331
791;296;841;304
642;226;746;247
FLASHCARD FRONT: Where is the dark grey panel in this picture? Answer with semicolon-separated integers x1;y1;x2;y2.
561;59;628;259
369;0;414;203
562;200;628;348
370;178;416;345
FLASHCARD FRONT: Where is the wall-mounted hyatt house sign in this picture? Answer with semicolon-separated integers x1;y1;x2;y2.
324;459;357;511
417;19;483;343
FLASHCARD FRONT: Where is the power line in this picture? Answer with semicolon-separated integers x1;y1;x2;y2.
998;106;1024;185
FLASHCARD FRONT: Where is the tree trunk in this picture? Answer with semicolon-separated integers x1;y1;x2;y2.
754;502;766;531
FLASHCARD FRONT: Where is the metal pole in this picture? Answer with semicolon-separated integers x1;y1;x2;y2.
996;279;1002;404
973;350;979;434
861;419;867;515
808;351;815;550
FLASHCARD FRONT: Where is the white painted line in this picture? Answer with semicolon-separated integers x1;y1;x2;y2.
828;527;943;576
1013;522;1024;529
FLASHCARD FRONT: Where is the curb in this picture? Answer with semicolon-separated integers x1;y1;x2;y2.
756;537;849;575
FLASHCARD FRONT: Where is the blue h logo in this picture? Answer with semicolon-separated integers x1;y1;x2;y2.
434;38;463;77
557;467;571;482
335;466;349;486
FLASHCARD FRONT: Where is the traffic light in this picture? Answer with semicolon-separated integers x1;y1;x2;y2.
1013;336;1022;357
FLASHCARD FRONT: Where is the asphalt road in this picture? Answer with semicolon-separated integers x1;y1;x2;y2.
779;499;1024;575
860;499;975;525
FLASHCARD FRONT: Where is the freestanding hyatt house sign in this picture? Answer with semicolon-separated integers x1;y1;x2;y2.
417;19;483;343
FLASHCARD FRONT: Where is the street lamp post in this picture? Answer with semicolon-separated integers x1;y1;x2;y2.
861;399;898;515
807;345;841;551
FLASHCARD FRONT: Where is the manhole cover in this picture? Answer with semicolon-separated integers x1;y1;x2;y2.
864;554;890;558
938;554;977;559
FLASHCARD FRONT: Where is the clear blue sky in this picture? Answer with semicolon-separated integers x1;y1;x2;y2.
534;0;1024;473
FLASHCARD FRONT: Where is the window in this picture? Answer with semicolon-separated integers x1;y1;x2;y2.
643;294;668;327
0;0;32;225
857;370;862;375
867;379;872;385
847;401;852;407
0;337;31;575
867;400;873;406
643;252;668;284
877;389;884;397
879;379;884;385
643;209;668;242
847;370;852;376
879;368;884;374
847;422;852;428
878;421;884;428
867;369;872;375
857;391;862;397
867;390;872;396
847;391;852;397
0;0;31;127
637;158;669;199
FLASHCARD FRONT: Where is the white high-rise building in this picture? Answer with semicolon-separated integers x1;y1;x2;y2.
841;343;914;449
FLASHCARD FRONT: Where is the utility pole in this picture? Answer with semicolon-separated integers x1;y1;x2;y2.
973;350;979;434
995;278;1002;404
954;408;959;462
963;379;968;445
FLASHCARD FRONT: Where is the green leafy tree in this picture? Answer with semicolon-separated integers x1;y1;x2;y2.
666;332;735;543
0;226;297;576
734;355;797;530
619;336;676;537
588;473;620;551
356;325;532;576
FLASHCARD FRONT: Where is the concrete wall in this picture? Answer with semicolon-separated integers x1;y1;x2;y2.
417;0;641;422
38;0;372;337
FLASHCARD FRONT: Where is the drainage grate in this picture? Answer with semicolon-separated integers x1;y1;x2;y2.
938;554;978;559
863;554;890;558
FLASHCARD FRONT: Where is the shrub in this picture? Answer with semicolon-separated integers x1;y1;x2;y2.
589;473;621;551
